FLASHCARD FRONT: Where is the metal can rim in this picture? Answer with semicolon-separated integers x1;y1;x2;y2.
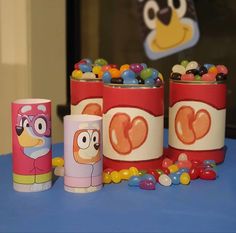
70;76;102;82
169;79;226;85
103;83;163;89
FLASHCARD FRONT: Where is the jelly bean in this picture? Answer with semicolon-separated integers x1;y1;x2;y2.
74;60;86;69
161;167;170;175
129;167;139;176
102;65;111;72
201;73;216;81
83;58;92;65
103;172;112;184
180;172;190;185
181;73;195;81
54;166;64;177
194;75;201;81
180;60;189;68
119;169;130;180
203;64;214;70
216;65;228;75
128;176;141;187
155;78;163;87
178;153;188;161
102;71;112;83
122;69;136;80
156;169;164;175
145;77;155;85
191;160;201;167
176;168;189;175
147;169;160;182
208;66;217;74
123;78;138;85
72;70;83;79
120;64;130;73
138;170;147;176
169;173;180;185
198;65;208;76
52;157;64;167
94;58;108;66
82;72;95;79
158;72;164;81
136;76;145;84
168;164;179;173
176;160;192;169
140;68;153;80
92;65;102;74
110;171;121;183
186;69;199;75
111;77;123;84
170;72;181;80
151;68;158;79
189;167;200;180
199;169;217;180
103;168;114;174
216;73;227;81
79;64;92;72
139;180;156;190
158;174;172;186
109;68;121;78
172;64;185;74
186;61;198;71
162;158;173;168
141;174;156;184
109;64;118;68
130;63;143;73
141;63;147;69
203;160;216;166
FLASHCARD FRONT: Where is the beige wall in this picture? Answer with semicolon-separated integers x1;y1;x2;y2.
0;0;66;154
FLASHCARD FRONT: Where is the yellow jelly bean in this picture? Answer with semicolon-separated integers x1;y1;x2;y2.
120;64;130;73
92;65;102;74
103;172;112;184
110;171;121;183
72;70;83;79
110;68;121;78
52;157;64;167
119;169;130;180
168;164;179;173
129;167;139;176
180;172;190;185
158;72;164;81
208;66;217;74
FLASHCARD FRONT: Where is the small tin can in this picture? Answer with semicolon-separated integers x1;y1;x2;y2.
12;99;52;192
103;83;164;170
70;78;103;116
168;80;226;163
64;114;103;193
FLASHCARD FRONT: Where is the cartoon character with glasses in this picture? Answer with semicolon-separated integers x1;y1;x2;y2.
72;129;102;188
13;104;52;187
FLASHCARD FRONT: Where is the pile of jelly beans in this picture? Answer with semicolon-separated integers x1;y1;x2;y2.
71;58;108;79
102;63;163;86
170;60;228;82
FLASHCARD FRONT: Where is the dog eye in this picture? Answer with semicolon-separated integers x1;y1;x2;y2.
34;117;47;135
91;131;99;144
168;0;187;18
143;0;160;30
77;131;90;149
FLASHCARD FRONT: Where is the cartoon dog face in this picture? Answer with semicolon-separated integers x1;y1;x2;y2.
73;129;101;164
138;0;199;59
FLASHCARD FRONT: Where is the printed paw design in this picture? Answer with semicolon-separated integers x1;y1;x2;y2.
82;103;102;116
109;113;148;155
175;106;211;144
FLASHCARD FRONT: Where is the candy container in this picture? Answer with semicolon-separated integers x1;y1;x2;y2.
70;58;108;116
12;99;52;192
102;64;164;170
168;61;227;163
64;115;103;193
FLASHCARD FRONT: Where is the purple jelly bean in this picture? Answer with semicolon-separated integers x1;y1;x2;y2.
141;174;156;184
139;180;156;190
130;63;143;73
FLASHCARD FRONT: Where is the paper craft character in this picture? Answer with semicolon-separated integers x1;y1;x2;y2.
73;129;102;187
138;0;200;59
13;104;51;184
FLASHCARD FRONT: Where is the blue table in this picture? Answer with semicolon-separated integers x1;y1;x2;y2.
1;130;236;232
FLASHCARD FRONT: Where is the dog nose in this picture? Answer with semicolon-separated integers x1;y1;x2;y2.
94;143;100;150
16;126;24;136
157;6;172;25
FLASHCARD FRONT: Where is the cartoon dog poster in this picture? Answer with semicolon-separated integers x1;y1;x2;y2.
138;0;200;60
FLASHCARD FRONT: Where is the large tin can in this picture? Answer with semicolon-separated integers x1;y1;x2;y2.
103;83;164;170
70;78;103;116
168;80;226;163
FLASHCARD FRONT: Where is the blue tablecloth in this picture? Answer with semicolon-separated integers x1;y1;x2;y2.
1;130;236;232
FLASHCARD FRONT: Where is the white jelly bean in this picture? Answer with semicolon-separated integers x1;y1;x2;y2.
178;153;188;161
172;64;186;74
158;174;172;186
186;61;198;71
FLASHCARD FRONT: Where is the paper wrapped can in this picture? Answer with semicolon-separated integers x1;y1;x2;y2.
12;99;52;192
103;83;164;170
168;80;226;163
64;114;103;193
70;78;103;116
